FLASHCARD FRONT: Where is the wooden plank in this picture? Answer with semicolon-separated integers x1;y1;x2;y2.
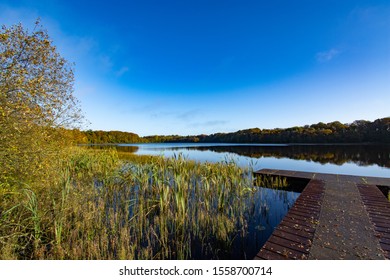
378;232;390;239
293;171;315;179
370;213;390;220
294;199;321;205
283;216;317;229
272;229;312;245
287;213;316;223
298;193;323;198
291;204;320;213
297;194;322;201
293;199;321;207
361;200;390;209
379;242;390;251
280;220;316;233
275;170;297;177
363;202;390;208
375;226;390;233
379;237;390;245
253;256;267;260
293;199;321;206
267;235;310;254
364;204;390;210
370;217;390;224
291;201;319;209
287;211;317;221
290;208;319;216
364;208;390;216
366;212;390;218
256;249;289;260
364;207;390;213
370;221;390;228
364;207;390;214
368;206;390;212
294;195;322;201
289;206;318;216
360;193;385;198
287;210;316;219
263;241;307;260
276;225;313;239
284;215;311;224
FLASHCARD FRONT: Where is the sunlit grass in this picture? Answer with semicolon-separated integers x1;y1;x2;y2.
254;174;288;189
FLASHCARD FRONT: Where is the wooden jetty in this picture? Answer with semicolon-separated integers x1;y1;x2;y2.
253;169;390;260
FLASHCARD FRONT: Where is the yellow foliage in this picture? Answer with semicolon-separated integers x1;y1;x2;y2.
1;21;84;187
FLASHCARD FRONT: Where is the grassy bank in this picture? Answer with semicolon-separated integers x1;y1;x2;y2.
0;147;262;259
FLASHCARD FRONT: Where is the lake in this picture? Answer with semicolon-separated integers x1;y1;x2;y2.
115;143;390;178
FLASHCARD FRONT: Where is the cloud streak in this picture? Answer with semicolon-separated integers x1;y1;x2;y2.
316;48;340;62
116;66;129;77
149;109;201;121
190;120;228;128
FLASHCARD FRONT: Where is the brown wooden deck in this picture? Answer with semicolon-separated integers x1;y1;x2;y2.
357;184;390;259
254;169;390;260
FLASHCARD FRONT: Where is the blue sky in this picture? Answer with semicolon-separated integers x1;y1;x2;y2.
1;0;390;136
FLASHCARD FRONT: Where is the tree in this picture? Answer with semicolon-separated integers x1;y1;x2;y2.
0;21;83;186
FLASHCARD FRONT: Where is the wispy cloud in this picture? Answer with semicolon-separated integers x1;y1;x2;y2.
115;66;129;77
177;109;200;121
98;54;114;71
316;48;340;63
0;5;38;27
74;81;97;97
150;109;201;121
190;120;228;128
349;6;390;25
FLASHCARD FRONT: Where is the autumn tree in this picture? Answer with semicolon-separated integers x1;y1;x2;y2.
0;21;83;187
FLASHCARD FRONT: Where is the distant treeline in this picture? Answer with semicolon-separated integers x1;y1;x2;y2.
144;118;390;144
69;129;145;144
72;117;390;144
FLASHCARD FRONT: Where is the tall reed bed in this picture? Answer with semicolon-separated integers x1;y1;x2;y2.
119;154;259;259
0;148;262;259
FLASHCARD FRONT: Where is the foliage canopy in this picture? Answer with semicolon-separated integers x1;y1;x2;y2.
0;21;83;186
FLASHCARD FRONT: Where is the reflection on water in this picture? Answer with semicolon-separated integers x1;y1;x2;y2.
189;144;390;168
106;143;390;177
378;185;390;201
225;186;300;259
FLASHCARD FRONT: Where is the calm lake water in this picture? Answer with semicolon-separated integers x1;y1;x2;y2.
90;143;389;259
116;143;390;178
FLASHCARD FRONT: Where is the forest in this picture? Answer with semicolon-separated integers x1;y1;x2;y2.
76;117;390;144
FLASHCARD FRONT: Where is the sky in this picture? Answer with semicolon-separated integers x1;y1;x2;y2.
1;0;390;136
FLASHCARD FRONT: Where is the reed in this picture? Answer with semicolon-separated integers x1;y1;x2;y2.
0;147;272;259
254;174;288;189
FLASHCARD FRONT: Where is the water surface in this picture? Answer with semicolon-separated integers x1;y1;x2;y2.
117;143;390;178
